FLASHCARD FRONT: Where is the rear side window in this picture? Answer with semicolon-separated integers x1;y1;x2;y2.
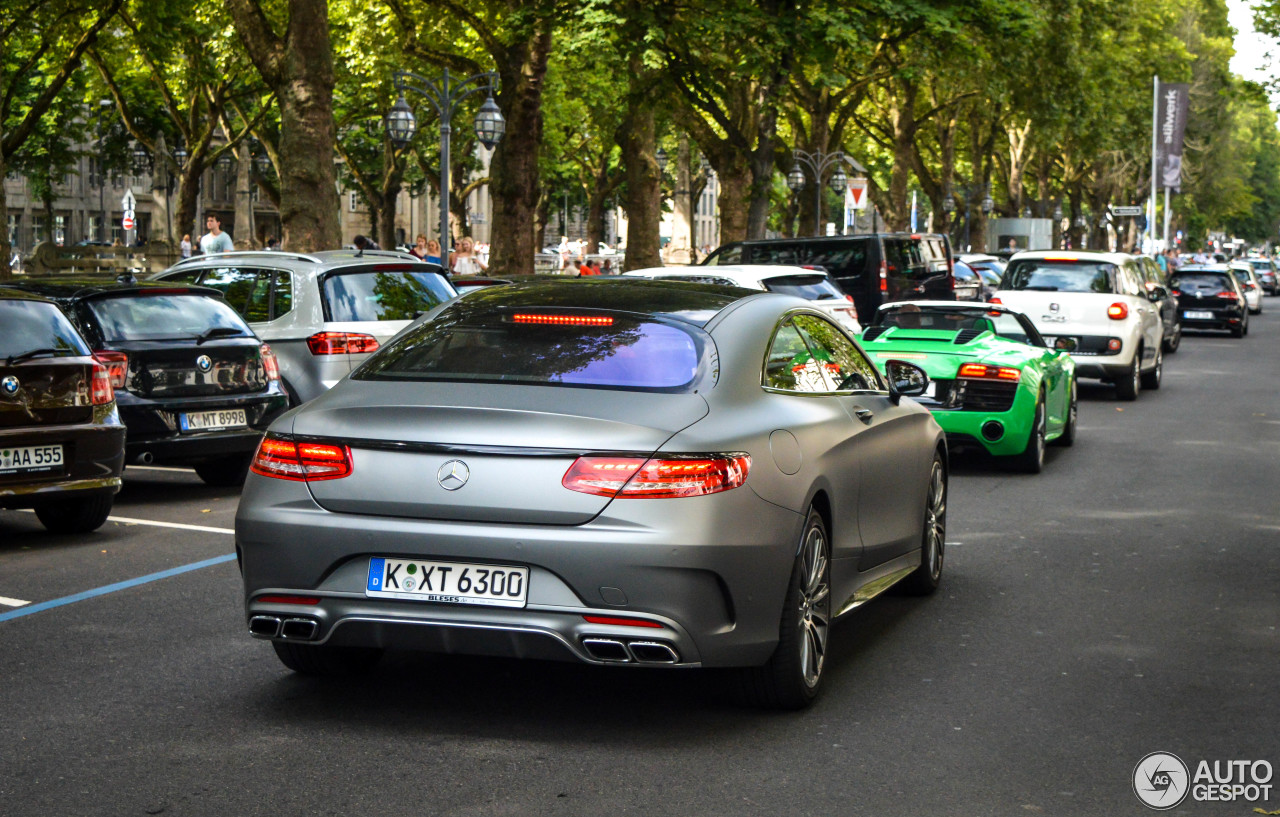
655;275;740;286
703;244;743;265
84;294;252;343
196;267;275;322
1003;260;1116;293
323;268;455;321
356;308;707;392
760;274;846;300
0;300;91;359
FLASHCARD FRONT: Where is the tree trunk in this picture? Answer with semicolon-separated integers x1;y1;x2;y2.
616;88;662;271
0;150;10;280
234;143;254;248
715;163;752;245
175;167;202;246
487;28;552;276
227;0;339;253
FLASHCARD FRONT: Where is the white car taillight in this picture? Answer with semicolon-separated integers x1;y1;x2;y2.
90;361;115;405
260;344;281;381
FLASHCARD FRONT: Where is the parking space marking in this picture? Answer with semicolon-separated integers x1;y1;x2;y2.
126;465;193;473
0;596;30;608
0;553;236;623
15;510;234;535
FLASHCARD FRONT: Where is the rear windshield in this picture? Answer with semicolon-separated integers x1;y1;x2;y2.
355;308;707;392
1002;260;1115;293
1248;260;1272;270
0;300;92;360
761;274;846;300
323;268;456;322
85;294;252;343
1171;272;1232;289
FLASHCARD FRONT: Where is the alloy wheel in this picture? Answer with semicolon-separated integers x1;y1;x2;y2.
796;524;831;689
924;461;946;581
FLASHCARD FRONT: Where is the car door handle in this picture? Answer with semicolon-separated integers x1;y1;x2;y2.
854;407;874;424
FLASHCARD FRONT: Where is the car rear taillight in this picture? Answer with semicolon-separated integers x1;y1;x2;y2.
1244;282;1257;290
250;436;352;481
1216;290;1239;300
90;361;115;405
562;454;750;499
93;350;128;389
306;332;380;355
989;296;1002;305
512;314;614;326
1171;289;1182;297
1107;303;1129;320
957;363;1020;381
260;344;281;381
845;294;854;303
879;260;888;292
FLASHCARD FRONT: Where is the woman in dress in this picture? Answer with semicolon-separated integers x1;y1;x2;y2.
450;237;487;275
410;234;429;259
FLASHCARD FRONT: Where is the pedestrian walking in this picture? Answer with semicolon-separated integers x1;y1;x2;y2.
180;234;192;258
199;215;234;255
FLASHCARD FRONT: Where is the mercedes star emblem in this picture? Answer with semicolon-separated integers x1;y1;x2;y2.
1;375;18;396
196;355;213;372
437;459;470;491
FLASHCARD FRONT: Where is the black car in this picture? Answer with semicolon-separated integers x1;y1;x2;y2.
701;233;971;324
3;278;290;485
0;288;126;533
1169;265;1249;337
1137;255;1183;352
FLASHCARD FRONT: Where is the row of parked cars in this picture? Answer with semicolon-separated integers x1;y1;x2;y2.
2;237;1270;709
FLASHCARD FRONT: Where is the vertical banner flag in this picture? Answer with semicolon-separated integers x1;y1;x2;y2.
1157;83;1190;191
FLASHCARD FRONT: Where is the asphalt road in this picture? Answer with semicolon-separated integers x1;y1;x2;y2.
1;310;1278;817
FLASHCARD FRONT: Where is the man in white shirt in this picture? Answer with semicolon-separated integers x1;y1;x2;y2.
200;215;234;254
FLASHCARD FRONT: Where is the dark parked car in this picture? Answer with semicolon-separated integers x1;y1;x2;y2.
237;279;946;709
951;260;984;303
1242;257;1277;295
0;288;126;533
1169;265;1249;337
2;278;290;485
701;233;968;324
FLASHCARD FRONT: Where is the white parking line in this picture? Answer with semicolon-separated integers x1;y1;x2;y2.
16;509;233;535
0;596;30;608
126;465;193;473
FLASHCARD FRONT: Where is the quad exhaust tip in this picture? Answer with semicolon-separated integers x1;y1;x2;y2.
581;637;680;664
249;615;319;641
248;615;282;638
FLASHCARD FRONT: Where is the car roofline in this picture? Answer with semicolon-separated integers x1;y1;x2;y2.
875;299;1016;314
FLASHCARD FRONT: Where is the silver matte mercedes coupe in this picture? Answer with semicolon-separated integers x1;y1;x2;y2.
236;279;947;708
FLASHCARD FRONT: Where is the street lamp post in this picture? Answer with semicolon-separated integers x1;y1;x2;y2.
96;99;112;242
787;150;848;237
386;69;505;262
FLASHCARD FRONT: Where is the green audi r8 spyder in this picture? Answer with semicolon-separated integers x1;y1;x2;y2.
861;301;1077;473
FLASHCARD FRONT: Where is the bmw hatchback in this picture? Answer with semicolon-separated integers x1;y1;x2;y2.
0;288;125;533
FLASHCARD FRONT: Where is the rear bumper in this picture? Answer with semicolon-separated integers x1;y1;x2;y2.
927;390;1037;458
0;412;125;506
236;474;804;669
116;386;289;464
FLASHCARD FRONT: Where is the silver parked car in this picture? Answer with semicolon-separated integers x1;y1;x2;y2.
153;250;457;404
236;279;947;708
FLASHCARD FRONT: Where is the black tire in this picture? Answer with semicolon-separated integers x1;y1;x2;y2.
1140;345;1162;390
1052;378;1078;447
1243;314;1250;336
271;641;383;676
1230;320;1245;338
194;455;251;487
1114;353;1140;401
34;492;114;534
1010;397;1046;474
898;454;947;596
1163;325;1181;353
735;507;831;710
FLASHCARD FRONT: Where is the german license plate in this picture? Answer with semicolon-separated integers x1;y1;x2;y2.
366;557;529;608
0;444;63;475
179;408;247;431
1184;310;1213;319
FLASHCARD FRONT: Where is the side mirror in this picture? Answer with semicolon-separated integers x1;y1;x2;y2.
885;359;929;405
1147;285;1167;301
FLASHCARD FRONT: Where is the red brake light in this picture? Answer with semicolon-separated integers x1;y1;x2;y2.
562;454;750;499
89;361;115;405
1171;289;1181;297
989;296;1002;305
306;332;380;355
845;294;854;303
1108;338;1123;351
256;595;322;605
250;436;352;481
957;363;1020;381
582;615;663;629
512;314;614;326
1043;256;1078;262
94;350;128;388
1107;303;1128;320
260;344;280;381
1216;290;1239;300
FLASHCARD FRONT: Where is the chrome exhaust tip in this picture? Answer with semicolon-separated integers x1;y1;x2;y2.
581;638;631;662
627;641;680;664
248;615;282;638
280;617;318;640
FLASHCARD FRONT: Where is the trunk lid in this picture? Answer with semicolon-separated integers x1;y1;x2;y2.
294;382;710;525
109;338;269;399
0;359;96;428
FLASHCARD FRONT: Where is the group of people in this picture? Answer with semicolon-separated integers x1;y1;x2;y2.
408;233;488;275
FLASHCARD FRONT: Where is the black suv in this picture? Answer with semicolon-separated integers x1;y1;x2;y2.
1169;265;1249;337
1;288;126;533
701;233;977;323
3;278;290;485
